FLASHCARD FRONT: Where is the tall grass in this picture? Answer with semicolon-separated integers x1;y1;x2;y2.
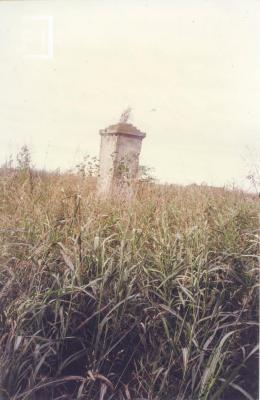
0;166;259;399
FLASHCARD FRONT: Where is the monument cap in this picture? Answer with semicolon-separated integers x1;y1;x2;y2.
100;123;146;139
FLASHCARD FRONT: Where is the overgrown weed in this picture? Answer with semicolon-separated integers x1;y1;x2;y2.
0;164;259;399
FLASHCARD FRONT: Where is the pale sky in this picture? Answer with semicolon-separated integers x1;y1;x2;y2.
0;0;260;190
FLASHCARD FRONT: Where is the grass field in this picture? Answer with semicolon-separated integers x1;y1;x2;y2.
0;163;259;399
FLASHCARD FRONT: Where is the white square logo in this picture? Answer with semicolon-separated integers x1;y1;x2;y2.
21;16;53;59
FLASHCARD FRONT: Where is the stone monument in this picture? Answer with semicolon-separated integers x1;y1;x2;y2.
98;109;146;194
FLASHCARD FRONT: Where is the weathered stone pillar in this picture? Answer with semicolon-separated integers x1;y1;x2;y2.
98;122;146;195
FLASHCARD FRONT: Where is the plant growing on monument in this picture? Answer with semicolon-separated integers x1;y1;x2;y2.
114;157;130;181
119;106;132;123
113;154;140;185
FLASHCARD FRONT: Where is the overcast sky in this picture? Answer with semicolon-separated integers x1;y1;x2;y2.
0;0;260;190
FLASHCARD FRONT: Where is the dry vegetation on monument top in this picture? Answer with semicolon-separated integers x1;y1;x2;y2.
0;164;259;399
